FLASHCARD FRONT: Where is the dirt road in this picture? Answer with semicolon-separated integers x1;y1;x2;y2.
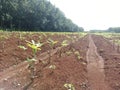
86;35;111;90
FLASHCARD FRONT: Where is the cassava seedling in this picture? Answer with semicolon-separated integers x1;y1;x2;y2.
49;65;56;70
74;51;83;61
19;33;23;40
26;40;43;58
47;38;58;63
99;49;104;56
61;40;68;47
22;39;43;90
47;38;58;49
1;41;6;52
48;64;56;75
26;40;43;80
64;83;75;90
66;51;72;56
59;40;69;57
0;34;8;52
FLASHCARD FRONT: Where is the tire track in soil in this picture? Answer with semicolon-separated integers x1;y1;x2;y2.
86;35;112;90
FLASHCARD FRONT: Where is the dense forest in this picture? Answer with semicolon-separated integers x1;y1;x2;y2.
0;0;84;32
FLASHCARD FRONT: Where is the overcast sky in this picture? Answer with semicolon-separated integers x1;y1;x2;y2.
50;0;120;31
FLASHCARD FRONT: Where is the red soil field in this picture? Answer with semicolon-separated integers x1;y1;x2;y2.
0;33;120;90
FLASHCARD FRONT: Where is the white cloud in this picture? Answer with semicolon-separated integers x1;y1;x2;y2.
50;0;120;31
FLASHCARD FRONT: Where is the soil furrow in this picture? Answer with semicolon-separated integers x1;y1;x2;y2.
87;35;111;90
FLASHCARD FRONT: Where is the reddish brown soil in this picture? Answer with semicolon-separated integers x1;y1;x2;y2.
1;33;120;90
0;32;88;90
0;32;79;71
87;35;111;90
92;34;120;90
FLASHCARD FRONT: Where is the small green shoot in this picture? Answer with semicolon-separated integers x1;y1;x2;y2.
47;38;58;62
18;45;27;50
49;65;56;69
61;40;68;47
66;51;72;56
59;40;69;57
64;83;75;90
74;51;80;56
74;51;82;60
19;33;25;40
47;38;58;49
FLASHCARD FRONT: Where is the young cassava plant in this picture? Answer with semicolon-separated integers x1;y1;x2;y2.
64;83;75;90
21;40;43;90
26;40;43;80
47;38;58;63
47;38;58;49
59;40;68;57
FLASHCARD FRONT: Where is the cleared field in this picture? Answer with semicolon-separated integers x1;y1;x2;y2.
0;32;120;90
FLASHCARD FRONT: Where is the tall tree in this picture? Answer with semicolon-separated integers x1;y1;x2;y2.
0;0;84;32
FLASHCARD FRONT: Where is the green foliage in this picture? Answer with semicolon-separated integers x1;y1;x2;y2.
107;27;120;33
0;0;84;32
26;40;43;56
47;38;58;49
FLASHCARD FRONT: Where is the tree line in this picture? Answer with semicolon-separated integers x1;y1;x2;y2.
0;0;84;32
90;27;120;33
106;27;120;33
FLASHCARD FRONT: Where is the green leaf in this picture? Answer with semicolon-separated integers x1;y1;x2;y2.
64;83;75;90
61;40;68;47
18;45;27;50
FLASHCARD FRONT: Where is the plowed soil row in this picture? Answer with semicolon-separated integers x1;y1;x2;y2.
87;35;111;90
92;35;120;90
